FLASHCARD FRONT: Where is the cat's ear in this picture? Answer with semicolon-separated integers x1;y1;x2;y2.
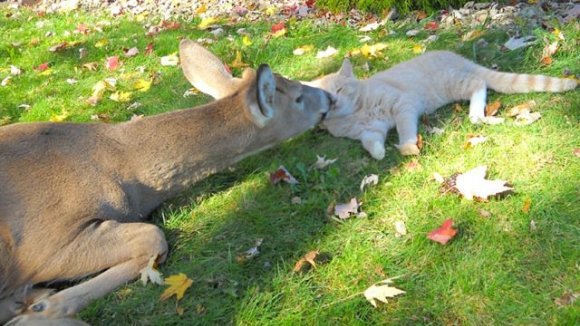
338;59;354;77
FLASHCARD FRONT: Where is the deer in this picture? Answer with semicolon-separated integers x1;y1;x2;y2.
0;39;336;324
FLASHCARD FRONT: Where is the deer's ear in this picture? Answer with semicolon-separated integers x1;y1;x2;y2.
246;64;276;128
179;39;238;99
338;59;354;77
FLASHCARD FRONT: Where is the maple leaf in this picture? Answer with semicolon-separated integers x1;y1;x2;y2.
269;166;298;185
360;174;378;191
424;21;438;31
522;198;531;214
144;42;154;56
35;62;50;72
198;17;218;29
364;277;405;308
313;155;337;169
293;250;320;272
160;273;193;301
412;44;425;54
427;219;458;245
140;255;164;285
94;39;109;48
109;91;132;103
316;46;338;59
454;166;513;201
271;22;286;38
49;110;70;123
48;41;69;52
105;56;120;71
75;23;90;35
507;100;536;117
160;54;179;66
462;30;484;41
242;35;252;46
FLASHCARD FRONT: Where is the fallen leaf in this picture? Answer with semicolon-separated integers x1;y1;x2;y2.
49;110;70;122
242;35;252;46
66;78;77;84
315;46;338;59
364;277;405;308
462;30;484;41
133;79;152;92
503;36;536;51
140;255;164;285
144;42;154;56
269;166;298;185
94;39;109;48
507;100;536;117
424;21;438;31
160;273;193;301
314;155;337;169
79;47;88;59
124;47;139;57
48;41;68;52
183;87;199;97
406;29;419;37
334;197;361;220
198;17;218;29
530;219;537;231
160;54;179;66
235;238;263;263
109;91;132;103
293;250;320;272
160;20;181;31
412;44;425;54
454;166;513;201
416;134;423;150
394;221;407;237
574;148;580;158
485;100;501;116
478;209;492;218
427;218;457;245
465;134;487;148
514;112;541;126
433;172;445;184
229;51;248;68
540;56;552;66
271;22;286;38
293;44;314;56
196;4;207;15
35;62;50;72
552;28;565;41
354;43;387;58
75;23;90;35
291;196;302;205
10;65;22;76
360;174;379;191
1;76;11;87
522;198;531;214
105;56;120;71
82;62;98;71
426;126;444;135
480;116;505;125
554;291;578;307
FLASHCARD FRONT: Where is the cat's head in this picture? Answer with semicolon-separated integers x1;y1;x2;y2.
304;59;359;118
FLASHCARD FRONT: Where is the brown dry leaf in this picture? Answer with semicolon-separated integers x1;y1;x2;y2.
360;174;379;191
507;100;536;117
453;103;463;113
269;166;298;185
293;250;320;272
485;100;501;116
314;155;337;169
574;148;580;158
522;198;531;214
462;30;484;41
404;160;422;172
82;62;99;71
334;198;361;220
554;291;578;307
235;239;263;264
48;41;69;52
416;133;423;150
160;273;193;301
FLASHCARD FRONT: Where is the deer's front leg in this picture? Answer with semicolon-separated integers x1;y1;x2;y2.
22;221;167;319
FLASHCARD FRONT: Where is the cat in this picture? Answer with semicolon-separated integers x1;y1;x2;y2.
306;51;577;159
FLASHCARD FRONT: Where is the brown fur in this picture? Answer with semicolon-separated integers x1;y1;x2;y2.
0;39;335;323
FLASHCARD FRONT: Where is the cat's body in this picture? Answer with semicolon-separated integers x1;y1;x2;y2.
308;51;577;159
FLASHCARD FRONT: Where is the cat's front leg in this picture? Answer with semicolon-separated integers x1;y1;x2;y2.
468;82;487;124
394;111;420;156
361;130;386;160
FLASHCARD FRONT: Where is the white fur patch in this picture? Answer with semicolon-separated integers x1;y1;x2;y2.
469;86;487;124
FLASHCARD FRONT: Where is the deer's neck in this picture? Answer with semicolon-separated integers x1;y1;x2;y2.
118;96;261;198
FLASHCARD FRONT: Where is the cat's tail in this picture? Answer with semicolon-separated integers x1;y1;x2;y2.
476;67;577;94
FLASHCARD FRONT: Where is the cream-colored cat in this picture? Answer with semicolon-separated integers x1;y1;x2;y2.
306;51;577;159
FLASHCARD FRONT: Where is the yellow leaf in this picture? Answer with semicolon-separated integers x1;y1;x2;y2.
109;91;132;103
196;4;207;15
135;11;149;22
522;197;531;214
49;110;69;122
230;51;249;68
95;39;109;48
292;44;314;56
552;28;565;41
265;6;276;16
242;35;252;46
160;273;193;301
198;17;217;29
133;79;152;92
462;30;484;42
272;28;286;38
39;68;53;76
412;44;425;54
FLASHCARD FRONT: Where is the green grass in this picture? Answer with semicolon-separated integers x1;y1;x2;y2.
1;5;579;325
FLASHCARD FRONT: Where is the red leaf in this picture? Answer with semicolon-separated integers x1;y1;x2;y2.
269;166;298;185
271;22;285;34
144;42;154;56
160;20;181;30
35;62;49;72
424;21;438;31
105;56;120;71
427;219;457;245
306;0;316;8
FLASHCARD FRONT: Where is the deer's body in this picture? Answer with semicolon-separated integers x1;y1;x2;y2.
0;40;335;324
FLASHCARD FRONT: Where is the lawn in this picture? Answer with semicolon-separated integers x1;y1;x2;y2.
0;4;578;325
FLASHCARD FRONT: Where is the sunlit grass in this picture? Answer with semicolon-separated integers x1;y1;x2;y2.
0;5;578;325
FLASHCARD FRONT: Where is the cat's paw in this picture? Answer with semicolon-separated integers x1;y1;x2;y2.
395;143;420;156
368;142;386;160
469;115;483;124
